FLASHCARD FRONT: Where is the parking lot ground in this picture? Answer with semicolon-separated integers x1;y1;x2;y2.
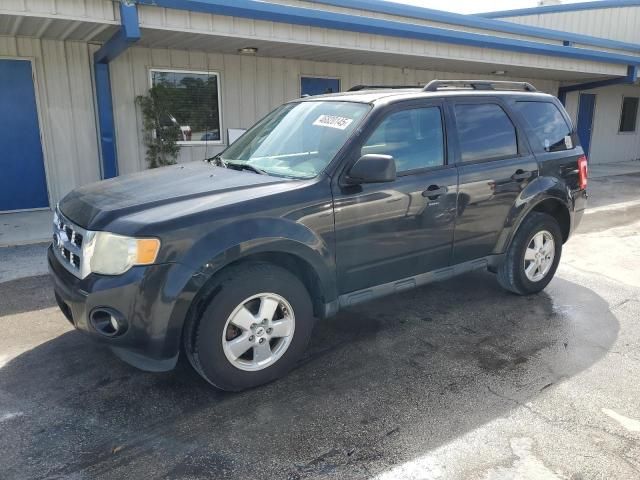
0;175;639;479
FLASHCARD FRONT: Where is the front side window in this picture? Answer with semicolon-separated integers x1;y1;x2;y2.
619;96;639;133
455;104;518;162
514;101;572;152
150;69;221;143
220;101;370;179
361;107;445;173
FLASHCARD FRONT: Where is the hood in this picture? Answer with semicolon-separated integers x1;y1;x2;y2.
59;161;290;229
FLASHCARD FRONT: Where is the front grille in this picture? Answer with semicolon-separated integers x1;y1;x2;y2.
53;209;87;278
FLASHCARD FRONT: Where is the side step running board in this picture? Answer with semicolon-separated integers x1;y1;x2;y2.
339;256;493;308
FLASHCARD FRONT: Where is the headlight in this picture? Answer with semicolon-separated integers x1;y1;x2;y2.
85;232;160;276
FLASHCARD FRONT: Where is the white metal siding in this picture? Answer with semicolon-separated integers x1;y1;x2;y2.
268;0;564;45
0;36;101;204
0;0;116;22
136;5;626;78
500;7;640;45
564;85;640;164
110;45;560;172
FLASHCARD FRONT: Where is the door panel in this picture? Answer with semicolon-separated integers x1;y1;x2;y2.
0;59;48;211
454;156;538;263
577;93;596;156
333;102;457;294
449;99;538;264
333;169;458;294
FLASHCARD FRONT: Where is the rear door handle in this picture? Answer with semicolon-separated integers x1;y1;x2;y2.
511;170;532;181
422;185;448;198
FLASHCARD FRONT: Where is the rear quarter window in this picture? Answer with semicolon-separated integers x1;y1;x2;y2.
514;101;572;153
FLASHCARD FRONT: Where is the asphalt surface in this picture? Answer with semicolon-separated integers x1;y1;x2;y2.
1;176;639;479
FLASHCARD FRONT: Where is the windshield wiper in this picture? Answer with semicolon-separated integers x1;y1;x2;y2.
225;160;268;175
206;154;226;167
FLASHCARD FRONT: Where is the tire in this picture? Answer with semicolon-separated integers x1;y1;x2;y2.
183;262;315;391
497;212;562;295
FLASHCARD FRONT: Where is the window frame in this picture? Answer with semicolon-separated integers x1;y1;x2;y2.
448;98;524;165
148;68;224;146
618;95;639;134
355;101;449;177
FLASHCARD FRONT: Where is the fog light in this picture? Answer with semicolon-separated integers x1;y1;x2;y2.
90;308;128;337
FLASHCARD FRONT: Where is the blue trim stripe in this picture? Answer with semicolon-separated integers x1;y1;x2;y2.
94;63;118;179
137;0;640;66
479;0;640;19
558;65;638;104
94;2;141;179
95;2;141;63
311;0;640;53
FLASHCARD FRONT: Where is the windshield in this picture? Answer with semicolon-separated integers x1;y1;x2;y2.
220;101;370;179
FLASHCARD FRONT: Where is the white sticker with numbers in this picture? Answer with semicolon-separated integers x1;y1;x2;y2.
564;135;573;149
313;115;354;130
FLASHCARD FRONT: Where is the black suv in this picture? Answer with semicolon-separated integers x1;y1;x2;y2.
49;80;588;391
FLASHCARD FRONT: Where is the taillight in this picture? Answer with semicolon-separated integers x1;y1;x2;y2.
577;155;588;190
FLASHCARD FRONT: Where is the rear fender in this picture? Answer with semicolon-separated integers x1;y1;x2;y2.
494;175;572;254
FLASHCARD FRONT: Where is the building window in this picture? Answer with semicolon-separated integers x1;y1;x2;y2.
301;77;340;96
514;101;573;152
454;104;518;162
149;69;222;144
619;96;639;133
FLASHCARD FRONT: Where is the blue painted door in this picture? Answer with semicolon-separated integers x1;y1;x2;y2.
0;59;48;211
301;77;340;96
577;93;596;156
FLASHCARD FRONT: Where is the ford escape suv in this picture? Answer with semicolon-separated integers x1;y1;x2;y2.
49;80;588;391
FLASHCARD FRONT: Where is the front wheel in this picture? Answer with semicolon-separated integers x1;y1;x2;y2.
184;263;315;391
497;212;563;295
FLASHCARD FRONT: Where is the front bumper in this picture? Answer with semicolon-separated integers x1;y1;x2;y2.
48;246;195;372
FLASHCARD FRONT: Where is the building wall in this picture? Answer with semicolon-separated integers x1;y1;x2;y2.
0;0;116;22
0;36;101;205
109;45;561;173
499;7;640;45
137;4;626;78
565;85;640;165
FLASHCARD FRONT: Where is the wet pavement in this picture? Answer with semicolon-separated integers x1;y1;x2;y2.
1;186;639;479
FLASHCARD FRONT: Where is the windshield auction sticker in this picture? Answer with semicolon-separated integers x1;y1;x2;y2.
313;115;354;130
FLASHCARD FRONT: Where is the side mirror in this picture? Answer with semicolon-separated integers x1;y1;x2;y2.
347;154;396;184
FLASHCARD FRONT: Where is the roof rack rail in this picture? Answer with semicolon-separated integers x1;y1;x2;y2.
348;84;422;92
423;79;537;92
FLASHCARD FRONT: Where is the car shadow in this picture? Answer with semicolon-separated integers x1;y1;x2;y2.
0;271;619;480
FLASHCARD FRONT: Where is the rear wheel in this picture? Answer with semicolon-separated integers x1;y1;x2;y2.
497;212;562;295
184;263;315;391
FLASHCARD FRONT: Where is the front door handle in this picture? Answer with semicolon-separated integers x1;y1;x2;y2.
511;170;532;181
422;185;448;199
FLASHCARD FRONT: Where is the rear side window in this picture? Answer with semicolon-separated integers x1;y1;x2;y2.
454;104;518;162
361;107;445;173
514;101;572;152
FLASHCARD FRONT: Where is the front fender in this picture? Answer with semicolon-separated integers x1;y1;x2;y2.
184;217;334;283
494;175;572;254
169;215;334;315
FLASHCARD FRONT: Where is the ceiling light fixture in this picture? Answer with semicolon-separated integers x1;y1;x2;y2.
238;47;258;55
492;70;507;75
